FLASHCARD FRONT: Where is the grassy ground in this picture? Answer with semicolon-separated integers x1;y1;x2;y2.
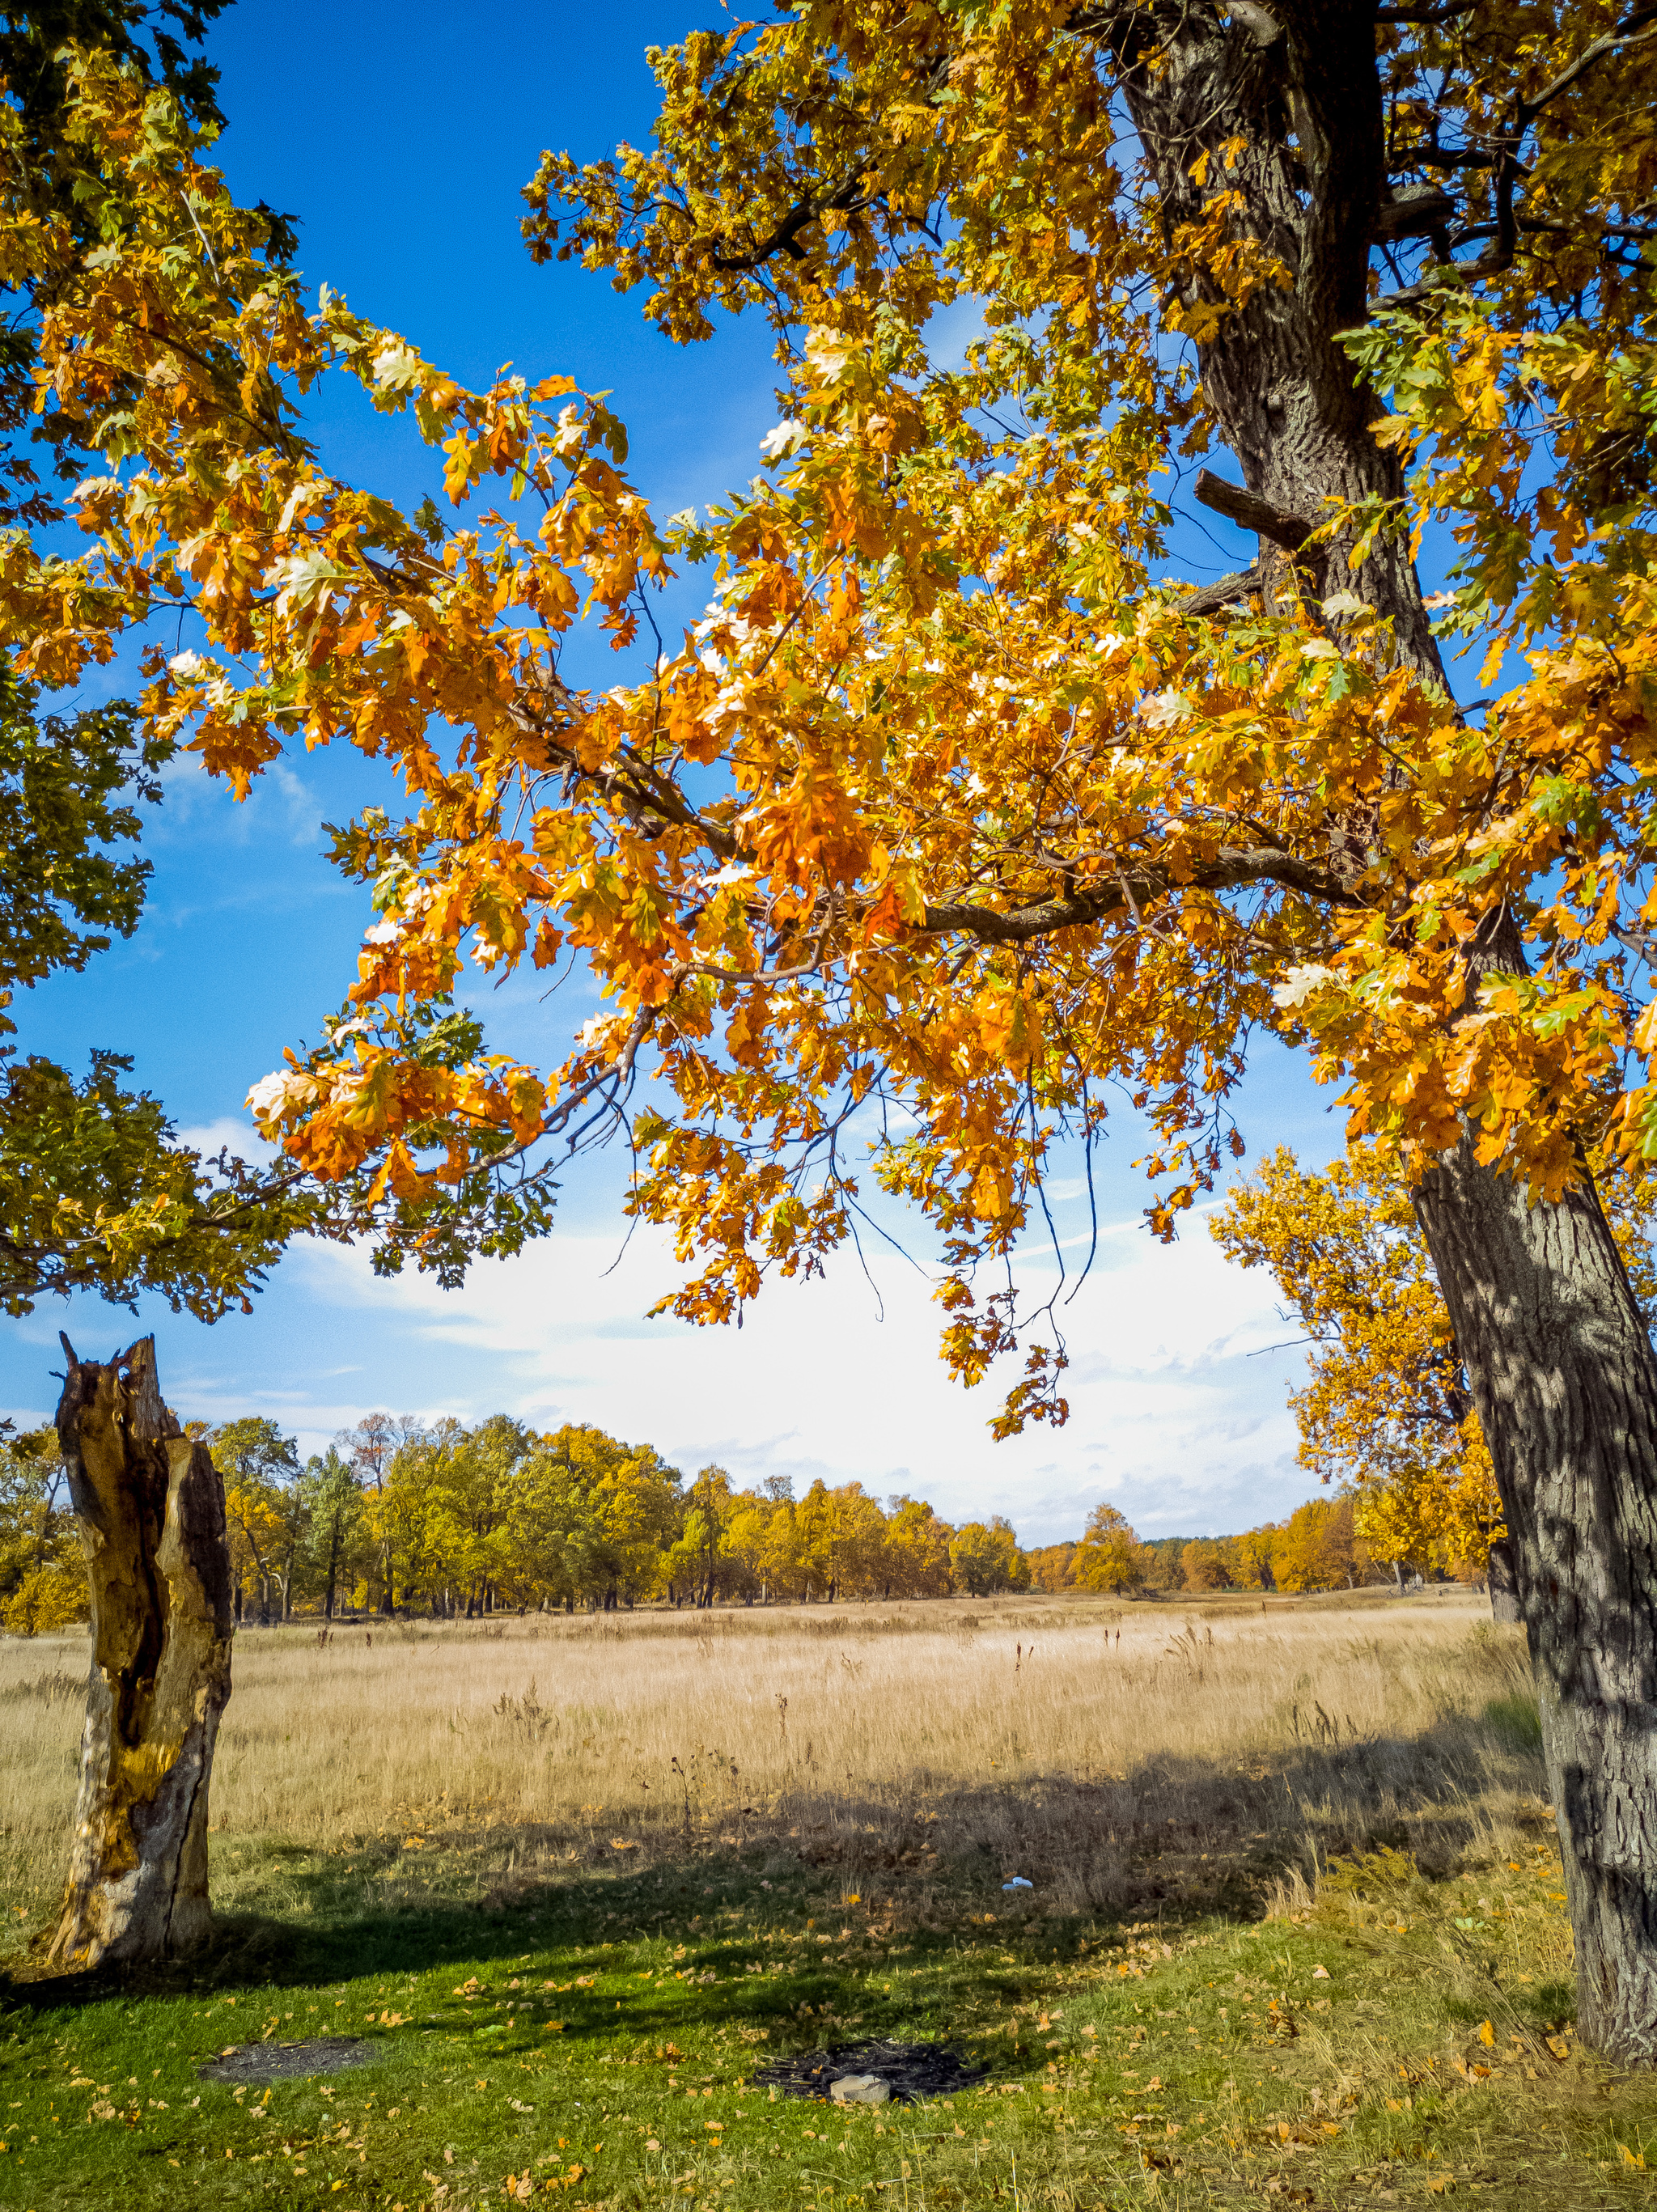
3;1595;1657;2210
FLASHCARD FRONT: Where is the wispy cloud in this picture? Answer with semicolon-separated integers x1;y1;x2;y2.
176;1117;278;1163
269;1213;1308;1541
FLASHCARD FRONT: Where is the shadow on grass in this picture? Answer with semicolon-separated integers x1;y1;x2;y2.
0;1696;1551;2065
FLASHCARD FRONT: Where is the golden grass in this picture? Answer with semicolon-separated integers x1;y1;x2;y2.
0;1587;1543;1930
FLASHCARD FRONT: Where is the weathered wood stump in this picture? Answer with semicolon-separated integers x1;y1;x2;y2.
44;1333;232;1969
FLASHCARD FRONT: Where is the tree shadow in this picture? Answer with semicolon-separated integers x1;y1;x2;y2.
0;1696;1550;2057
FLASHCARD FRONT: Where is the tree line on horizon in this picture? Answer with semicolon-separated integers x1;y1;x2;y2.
0;1405;1491;1636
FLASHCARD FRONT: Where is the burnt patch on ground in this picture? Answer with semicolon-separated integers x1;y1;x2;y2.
752;2037;985;2103
197;2037;382;2083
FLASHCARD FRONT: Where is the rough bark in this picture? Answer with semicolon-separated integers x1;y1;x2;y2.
44;1334;233;1971
1413;1142;1657;2060
1109;0;1445;680
1487;1537;1524;1626
1104;0;1657;2059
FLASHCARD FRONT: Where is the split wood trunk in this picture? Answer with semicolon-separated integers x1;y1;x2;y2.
45;1334;233;1970
1112;0;1657;2059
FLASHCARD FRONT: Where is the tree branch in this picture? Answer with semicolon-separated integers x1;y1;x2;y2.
919;846;1367;944
1177;562;1269;614
1373;184;1457;243
1522;3;1657;117
1375;0;1476;20
1381;5;1657;304
1194;468;1312;551
710;172;877;273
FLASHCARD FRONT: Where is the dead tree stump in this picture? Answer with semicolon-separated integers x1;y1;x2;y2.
44;1333;233;1969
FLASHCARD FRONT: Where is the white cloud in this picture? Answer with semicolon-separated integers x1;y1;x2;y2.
154;750;321;852
176;1117;278;1163
267;760;325;849
283;1210;1309;1541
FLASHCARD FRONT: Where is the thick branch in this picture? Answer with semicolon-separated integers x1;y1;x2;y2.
1177;562;1269;614
710;172;876;273
1523;3;1657;117
1379;5;1657;304
918;845;1365;944
1373;184;1457;242
1194;468;1312;551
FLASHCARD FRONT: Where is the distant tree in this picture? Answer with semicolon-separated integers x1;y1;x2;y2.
337;1413;426;1612
880;1496;955;1600
0;1425;83;1634
1072;1503;1144;1596
210;1417;301;1624
1181;1539;1231;1593
299;1447;366;1621
1026;1541;1077;1593
1138;1539;1186;1595
1273;1498;1360;1594
821;1481;893;1600
377;1417;509;1616
662;1464;735;1608
947;1515;1029;1597
503;1424;682;1612
502;1442;603;1612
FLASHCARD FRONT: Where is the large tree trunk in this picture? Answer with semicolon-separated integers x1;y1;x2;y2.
1413;1142;1657;2062
1486;1537;1524;1626
45;1335;233;1971
1109;0;1657;2059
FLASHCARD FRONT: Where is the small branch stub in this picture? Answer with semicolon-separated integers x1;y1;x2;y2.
44;1334;233;1972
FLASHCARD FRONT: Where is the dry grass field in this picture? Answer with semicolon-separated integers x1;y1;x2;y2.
4;1587;1531;1922
5;1587;1656;2211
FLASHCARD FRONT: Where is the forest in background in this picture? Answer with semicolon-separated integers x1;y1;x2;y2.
0;1402;1488;1635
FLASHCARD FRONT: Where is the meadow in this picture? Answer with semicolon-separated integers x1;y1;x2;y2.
2;1589;1655;2210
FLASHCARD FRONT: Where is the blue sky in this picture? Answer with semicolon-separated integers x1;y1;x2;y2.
0;0;1360;1541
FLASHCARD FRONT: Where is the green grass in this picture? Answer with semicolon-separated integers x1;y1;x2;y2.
5;1820;1657;2210
1478;1696;1545;1757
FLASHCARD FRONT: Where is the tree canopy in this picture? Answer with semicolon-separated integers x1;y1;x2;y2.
0;5;320;1321
7;0;1657;2055
2;12;1649;1406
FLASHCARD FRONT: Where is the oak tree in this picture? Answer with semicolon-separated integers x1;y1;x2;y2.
11;2;1657;2049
